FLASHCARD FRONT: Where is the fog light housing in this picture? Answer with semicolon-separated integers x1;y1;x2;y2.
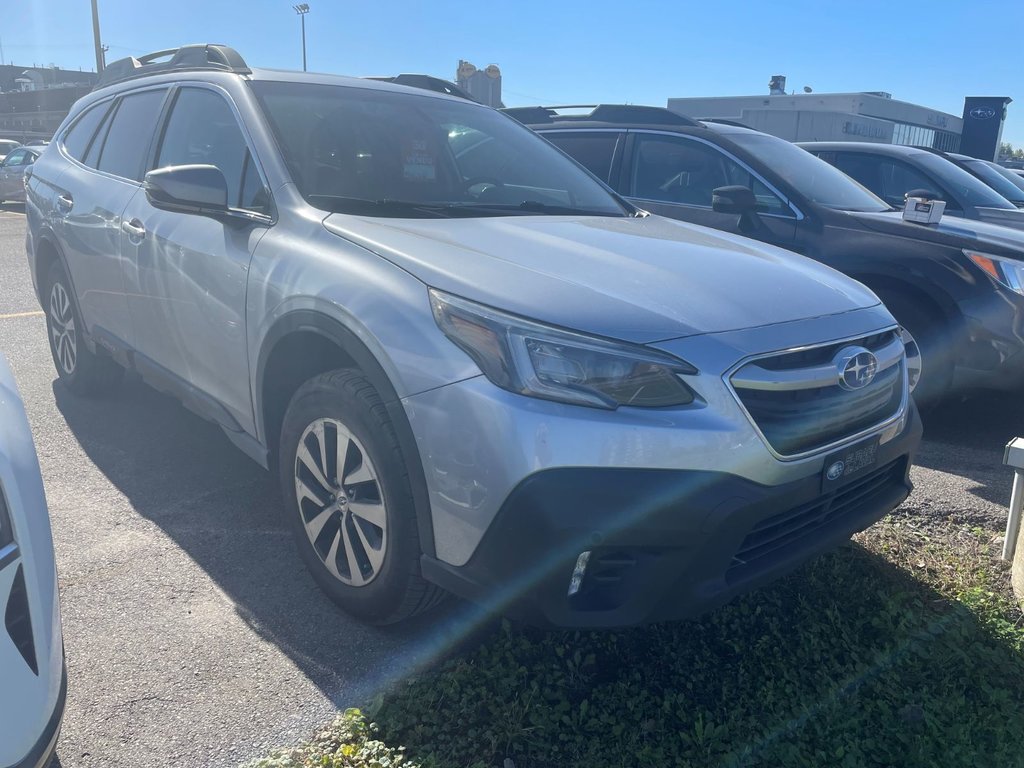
567;550;591;596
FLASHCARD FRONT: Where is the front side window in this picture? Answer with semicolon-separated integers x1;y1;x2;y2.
543;132;620;184
630;134;791;215
2;149;29;167
97;89;168;181
155;87;264;211
249;81;627;218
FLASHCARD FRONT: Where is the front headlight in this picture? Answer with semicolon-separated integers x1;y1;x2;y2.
965;250;1024;295
429;289;697;409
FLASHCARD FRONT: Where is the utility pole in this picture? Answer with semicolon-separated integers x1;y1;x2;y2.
293;4;310;72
91;0;104;72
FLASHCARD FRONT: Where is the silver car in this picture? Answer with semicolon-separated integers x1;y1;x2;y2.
24;45;920;627
0;356;66;768
0;146;39;204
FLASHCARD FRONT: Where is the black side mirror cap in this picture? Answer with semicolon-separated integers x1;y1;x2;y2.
712;185;758;214
144;164;229;216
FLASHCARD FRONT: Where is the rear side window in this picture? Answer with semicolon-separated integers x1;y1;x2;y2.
96;89;167;181
155;87;259;209
544;132;620;183
62;102;111;163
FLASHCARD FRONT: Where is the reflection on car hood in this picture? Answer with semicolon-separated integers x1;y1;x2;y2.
323;213;880;343
854;210;1024;256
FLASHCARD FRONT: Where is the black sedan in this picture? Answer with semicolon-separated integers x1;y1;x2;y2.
506;105;1024;406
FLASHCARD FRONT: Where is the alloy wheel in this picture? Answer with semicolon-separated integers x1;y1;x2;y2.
294;418;387;587
49;281;77;375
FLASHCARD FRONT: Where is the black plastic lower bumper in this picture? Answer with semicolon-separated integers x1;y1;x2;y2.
422;410;921;628
8;659;66;768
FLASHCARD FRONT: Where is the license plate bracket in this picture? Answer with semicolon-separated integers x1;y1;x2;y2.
822;435;880;492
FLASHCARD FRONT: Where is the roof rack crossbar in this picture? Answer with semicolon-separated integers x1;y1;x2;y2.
94;44;251;91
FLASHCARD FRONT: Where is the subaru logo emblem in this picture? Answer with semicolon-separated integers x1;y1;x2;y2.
970;106;997;120
835;346;878;391
826;461;845;481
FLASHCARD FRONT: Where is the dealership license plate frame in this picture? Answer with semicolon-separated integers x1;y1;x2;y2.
821;434;880;493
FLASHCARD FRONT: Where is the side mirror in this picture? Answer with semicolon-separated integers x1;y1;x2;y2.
905;188;941;201
712;185;759;214
144;164;229;216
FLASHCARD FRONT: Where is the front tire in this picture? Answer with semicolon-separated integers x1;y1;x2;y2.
876;292;950;410
278;369;445;624
44;259;123;396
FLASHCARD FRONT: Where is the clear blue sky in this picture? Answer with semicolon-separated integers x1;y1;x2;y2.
8;0;1024;145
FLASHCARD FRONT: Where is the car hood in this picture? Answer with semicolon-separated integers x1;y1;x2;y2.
852;210;1024;257
322;213;880;343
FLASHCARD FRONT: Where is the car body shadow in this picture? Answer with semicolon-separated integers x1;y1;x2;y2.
52;375;499;708
914;393;1020;507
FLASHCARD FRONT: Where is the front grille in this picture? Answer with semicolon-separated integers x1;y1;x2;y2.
730;331;905;456
5;564;38;675
727;458;905;583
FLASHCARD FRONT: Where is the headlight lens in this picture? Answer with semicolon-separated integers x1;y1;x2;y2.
965;250;1024;295
430;289;697;409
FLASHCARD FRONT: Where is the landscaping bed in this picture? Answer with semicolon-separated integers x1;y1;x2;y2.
247;511;1024;768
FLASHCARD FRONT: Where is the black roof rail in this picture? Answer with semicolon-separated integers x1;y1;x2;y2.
364;74;477;102
501;104;698;127
95;44;250;90
697;117;751;128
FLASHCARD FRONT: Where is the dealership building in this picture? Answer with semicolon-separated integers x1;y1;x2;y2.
666;77;1012;160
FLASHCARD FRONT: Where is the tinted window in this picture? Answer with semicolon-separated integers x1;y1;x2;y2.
729;132;889;212
250;80;626;218
62;102;111;163
829;153;942;209
84;107;115;169
912;151;1016;210
3;149;29;166
960;158;1024;204
97;89;167;181
630;134;790;215
544;132;619;183
239;152;270;213
157;88;256;209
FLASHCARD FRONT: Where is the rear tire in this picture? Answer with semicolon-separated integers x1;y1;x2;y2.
278;368;445;625
876;292;951;410
44;259;123;396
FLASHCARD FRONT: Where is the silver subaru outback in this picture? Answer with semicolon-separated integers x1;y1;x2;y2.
24;45;919;627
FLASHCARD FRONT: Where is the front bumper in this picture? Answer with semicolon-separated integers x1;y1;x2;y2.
421;407;920;627
6;659;66;768
952;287;1024;392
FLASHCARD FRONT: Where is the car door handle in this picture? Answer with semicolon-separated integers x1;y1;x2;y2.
56;193;73;214
122;218;146;242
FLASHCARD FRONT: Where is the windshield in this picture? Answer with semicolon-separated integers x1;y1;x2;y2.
250;81;628;218
988;161;1024;194
912;152;1016;209
961;158;1024;203
726;132;889;212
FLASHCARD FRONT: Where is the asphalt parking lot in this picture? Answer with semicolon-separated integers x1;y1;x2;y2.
0;204;1019;767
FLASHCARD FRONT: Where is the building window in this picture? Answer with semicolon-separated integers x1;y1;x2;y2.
891;122;936;149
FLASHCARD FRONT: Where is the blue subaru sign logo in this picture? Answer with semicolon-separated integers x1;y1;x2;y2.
970;106;998;120
826;461;845;481
834;346;878;391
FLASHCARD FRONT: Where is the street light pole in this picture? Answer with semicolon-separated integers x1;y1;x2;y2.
90;0;104;72
293;4;310;72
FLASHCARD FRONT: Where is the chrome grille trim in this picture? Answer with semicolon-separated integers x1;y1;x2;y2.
724;326;909;461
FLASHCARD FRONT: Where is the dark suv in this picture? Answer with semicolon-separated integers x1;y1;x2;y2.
508;105;1024;405
801;141;1024;229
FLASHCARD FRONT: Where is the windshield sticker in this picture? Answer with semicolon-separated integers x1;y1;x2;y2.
402;138;437;181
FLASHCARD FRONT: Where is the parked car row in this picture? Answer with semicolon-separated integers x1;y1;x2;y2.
502;105;1024;408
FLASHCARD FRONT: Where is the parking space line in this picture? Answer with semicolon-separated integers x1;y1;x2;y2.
0;310;43;320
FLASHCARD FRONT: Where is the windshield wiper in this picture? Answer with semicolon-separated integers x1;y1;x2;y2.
450;200;625;217
308;195;464;217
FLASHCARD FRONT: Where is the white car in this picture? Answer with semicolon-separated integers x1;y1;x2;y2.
0;356;65;768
